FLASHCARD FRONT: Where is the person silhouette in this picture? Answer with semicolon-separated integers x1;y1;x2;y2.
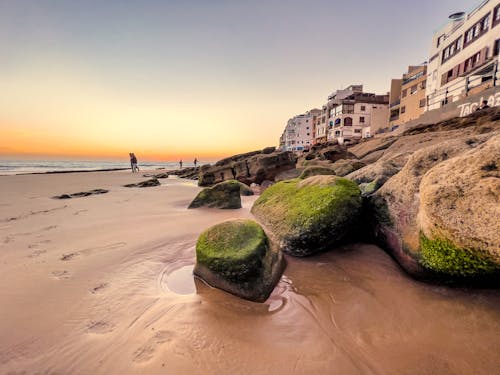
130;153;139;173
179;159;183;169
194;158;198;168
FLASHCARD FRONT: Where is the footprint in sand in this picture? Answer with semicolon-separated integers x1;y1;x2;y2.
86;320;115;334
90;283;108;294
52;270;71;279
60;252;79;261
28;249;47;258
133;331;174;363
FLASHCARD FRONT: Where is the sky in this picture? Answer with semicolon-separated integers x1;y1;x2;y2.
0;0;477;161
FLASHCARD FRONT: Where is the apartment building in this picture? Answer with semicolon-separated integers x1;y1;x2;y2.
315;85;363;144
327;91;389;144
281;110;319;151
426;0;500;110
389;65;428;129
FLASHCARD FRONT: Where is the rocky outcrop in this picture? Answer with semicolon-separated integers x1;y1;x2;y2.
198;148;296;187
298;166;335;179
194;219;285;302
188;180;242;209
330;159;366;176
123;178;160;188
251;176;362;256
296;143;356;168
368;132;500;281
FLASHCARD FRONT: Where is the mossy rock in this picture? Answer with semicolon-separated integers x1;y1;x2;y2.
298;166;336;179
251;175;362;256
188;180;242;209
194;219;285;302
419;234;499;278
234;180;254;196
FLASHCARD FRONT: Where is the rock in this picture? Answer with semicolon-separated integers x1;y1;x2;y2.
298;166;336;179
347;137;397;160
53;189;109;199
275;168;301;182
235;180;254;196
143;172;169;178
188;180;242;209
368;132;499;281
261;146;276;154
193;219;285;302
198;150;296;186
251;175;362;256
123;178;160;188
417;135;500;277
330;159;366;176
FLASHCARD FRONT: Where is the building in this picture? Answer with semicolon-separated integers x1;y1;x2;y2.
426;0;500;111
388;65;428;130
388;78;403;130
326;87;389;144
281;109;319;151
315;85;364;144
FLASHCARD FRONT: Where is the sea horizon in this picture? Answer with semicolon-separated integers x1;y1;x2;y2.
0;158;206;175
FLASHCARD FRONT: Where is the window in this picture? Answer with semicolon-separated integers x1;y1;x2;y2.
335;131;341;136
494;39;500;56
421;80;426;89
442;37;462;63
354;129;361;133
360;105;366;111
419;98;426;108
401;89;408;98
410;85;417;94
400;106;406;114
307;133;310;136
495;5;500;26
464;14;491;46
344;117;353;126
306;127;309;130
359;116;365;123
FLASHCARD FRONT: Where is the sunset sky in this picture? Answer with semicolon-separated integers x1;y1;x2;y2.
0;0;476;161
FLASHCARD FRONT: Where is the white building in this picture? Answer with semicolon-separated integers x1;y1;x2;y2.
426;1;500;110
327;91;389;144
315;85;363;144
281;110;319;151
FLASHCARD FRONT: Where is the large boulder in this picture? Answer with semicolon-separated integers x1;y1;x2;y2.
198;149;296;186
298;166;336;179
369;132;500;281
188;180;241;209
194;219;285;302
417;135;500;278
251;175;362;256
330;159;366;176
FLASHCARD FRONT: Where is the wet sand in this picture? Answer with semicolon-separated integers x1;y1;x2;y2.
0;171;499;374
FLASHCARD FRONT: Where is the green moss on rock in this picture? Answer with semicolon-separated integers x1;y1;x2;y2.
419;234;499;277
188;180;242;209
196;220;267;282
251;175;362;256
194;219;286;301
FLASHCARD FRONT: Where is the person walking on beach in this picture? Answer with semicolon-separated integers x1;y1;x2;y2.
130;153;139;173
179;159;183;169
194;158;198;168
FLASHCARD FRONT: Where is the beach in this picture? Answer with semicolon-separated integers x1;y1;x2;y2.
1;170;499;374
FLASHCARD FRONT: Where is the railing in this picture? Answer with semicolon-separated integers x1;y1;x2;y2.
390;100;400;108
402;70;425;86
426;60;499;109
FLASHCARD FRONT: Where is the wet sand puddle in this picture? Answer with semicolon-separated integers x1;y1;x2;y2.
3;240;499;375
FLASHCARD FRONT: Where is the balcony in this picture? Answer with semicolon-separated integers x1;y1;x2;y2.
390;100;400;108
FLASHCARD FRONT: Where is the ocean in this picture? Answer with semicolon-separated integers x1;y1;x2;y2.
0;160;198;175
